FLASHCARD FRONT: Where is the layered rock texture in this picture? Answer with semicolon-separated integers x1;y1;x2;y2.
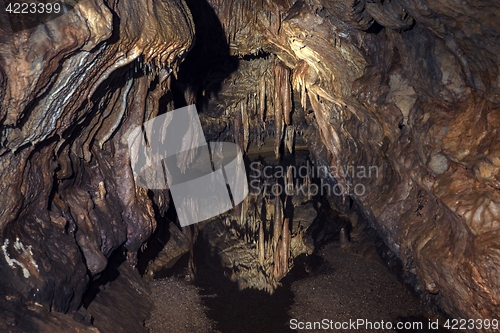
0;0;499;331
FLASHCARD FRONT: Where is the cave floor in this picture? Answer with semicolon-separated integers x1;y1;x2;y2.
146;240;450;333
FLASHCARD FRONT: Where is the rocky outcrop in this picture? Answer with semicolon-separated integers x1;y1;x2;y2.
0;0;193;329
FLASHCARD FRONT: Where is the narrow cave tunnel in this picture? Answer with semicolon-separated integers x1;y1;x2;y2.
1;0;500;332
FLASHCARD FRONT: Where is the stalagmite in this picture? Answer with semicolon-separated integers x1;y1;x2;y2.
183;224;198;282
340;227;349;247
264;187;274;222
304;162;311;188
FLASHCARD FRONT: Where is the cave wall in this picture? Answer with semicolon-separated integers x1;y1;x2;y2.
0;0;193;326
202;0;500;320
0;0;499;329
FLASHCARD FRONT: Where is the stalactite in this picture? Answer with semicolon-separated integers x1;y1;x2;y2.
177;109;206;173
257;118;263;149
232;2;237;42
259;74;266;127
283;67;292;125
277;9;282;33
274;63;285;159
241;100;249;153
292;60;309;111
264;0;272;30
301;82;307;111
225;0;233;43
233;106;243;150
285;165;294;195
184;86;197;105
240;194;245;226
285;125;294;154
252;92;258;127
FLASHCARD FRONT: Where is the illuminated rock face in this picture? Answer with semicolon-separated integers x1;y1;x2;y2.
0;0;499;330
193;0;500;320
0;0;194;328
